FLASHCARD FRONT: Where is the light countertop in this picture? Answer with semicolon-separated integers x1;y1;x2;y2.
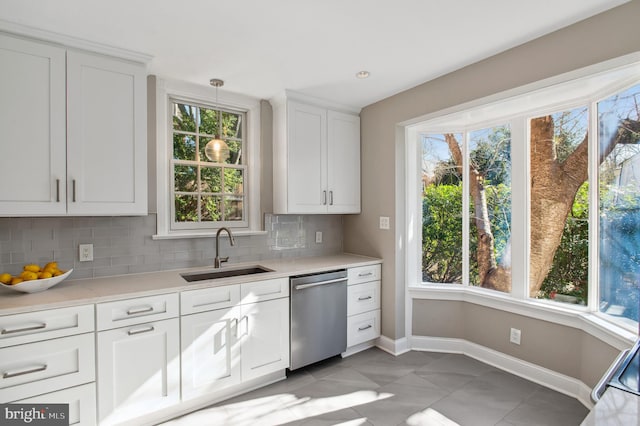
0;253;381;315
580;388;640;425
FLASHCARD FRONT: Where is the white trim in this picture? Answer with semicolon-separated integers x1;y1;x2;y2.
342;341;376;358
410;336;594;409
0;19;152;63
273;90;361;115
154;77;262;237
375;335;410;356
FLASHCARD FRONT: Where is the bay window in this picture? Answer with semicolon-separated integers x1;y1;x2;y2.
408;60;640;332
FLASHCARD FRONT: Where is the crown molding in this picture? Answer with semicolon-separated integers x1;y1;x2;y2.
0;19;153;64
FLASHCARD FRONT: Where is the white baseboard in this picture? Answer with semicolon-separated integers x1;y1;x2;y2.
376;335;410;356
410;335;594;410
342;341;376;358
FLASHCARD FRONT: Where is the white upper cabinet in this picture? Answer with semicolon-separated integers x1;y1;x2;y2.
0;33;147;216
0;34;67;215
327;110;361;213
67;51;147;215
273;94;361;214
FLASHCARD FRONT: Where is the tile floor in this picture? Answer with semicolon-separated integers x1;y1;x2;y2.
161;348;589;426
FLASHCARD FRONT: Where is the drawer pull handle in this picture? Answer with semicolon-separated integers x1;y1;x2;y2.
358;296;373;301
358;272;373;277
232;318;239;338
3;364;47;379
127;306;154;315
358;324;373;331
128;326;155;336
1;323;47;335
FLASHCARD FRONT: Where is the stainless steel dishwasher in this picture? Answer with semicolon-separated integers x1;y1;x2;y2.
289;269;347;370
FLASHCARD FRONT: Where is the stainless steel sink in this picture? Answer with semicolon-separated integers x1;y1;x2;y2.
180;265;273;282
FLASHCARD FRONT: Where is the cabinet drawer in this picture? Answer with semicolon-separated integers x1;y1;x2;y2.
0;333;95;402
0;305;94;348
348;264;381;285
15;382;96;426
347;310;380;348
347;281;380;316
181;284;240;315
241;278;289;304
96;293;179;331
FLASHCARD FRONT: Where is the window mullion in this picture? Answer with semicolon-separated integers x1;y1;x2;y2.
462;131;470;287
587;101;599;312
510;118;528;300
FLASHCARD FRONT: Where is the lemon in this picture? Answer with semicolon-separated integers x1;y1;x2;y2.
10;277;23;285
23;264;41;273
38;271;53;279
0;273;11;284
44;262;58;270
21;271;38;281
53;270;65;277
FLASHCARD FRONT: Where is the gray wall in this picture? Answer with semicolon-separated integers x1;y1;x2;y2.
412;300;620;387
344;0;640;352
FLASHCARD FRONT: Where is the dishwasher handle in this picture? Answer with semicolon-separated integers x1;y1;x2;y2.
294;277;346;290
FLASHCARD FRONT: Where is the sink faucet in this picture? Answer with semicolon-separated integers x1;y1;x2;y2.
214;227;235;268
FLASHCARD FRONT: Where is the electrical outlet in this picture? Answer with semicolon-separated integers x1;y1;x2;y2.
315;231;323;243
79;244;93;262
379;216;390;230
510;328;521;345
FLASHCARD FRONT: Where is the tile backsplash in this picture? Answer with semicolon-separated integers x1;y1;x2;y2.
0;214;343;279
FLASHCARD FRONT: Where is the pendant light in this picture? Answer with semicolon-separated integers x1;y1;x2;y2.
204;79;230;163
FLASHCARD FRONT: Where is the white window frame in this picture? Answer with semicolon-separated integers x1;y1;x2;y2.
404;53;640;346
154;78;261;238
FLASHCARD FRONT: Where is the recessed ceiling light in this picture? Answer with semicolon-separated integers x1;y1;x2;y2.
356;71;370;79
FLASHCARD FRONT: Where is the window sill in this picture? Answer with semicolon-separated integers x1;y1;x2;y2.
152;229;267;240
408;284;637;350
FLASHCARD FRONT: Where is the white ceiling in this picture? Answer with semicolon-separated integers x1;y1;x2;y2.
0;0;629;109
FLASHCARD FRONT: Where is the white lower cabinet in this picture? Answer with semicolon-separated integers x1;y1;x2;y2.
347;310;381;347
15;382;97;426
97;317;180;425
180;306;242;399
180;280;289;401
346;264;382;351
240;297;290;382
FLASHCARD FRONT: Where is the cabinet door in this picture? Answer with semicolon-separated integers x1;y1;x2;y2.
240;298;289;381
286;101;327;213
327;110;360;213
97;318;179;425
66;51;147;215
180;307;241;399
0;34;66;216
15;383;96;426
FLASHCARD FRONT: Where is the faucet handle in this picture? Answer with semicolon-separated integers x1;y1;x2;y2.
220;256;229;264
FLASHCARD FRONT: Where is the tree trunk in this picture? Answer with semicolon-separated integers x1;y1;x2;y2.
444;134;511;292
442;116;635;295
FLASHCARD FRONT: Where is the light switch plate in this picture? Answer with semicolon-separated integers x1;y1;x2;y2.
379;216;390;230
315;231;323;243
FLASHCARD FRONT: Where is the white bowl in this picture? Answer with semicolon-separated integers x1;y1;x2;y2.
0;269;73;294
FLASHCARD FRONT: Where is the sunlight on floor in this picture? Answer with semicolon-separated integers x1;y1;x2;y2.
164;390;393;425
407;407;460;426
